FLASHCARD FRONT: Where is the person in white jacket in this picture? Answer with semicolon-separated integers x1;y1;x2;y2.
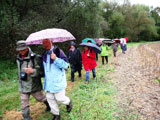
120;38;127;54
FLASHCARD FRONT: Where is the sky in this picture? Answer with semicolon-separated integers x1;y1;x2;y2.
129;0;160;8
115;0;160;8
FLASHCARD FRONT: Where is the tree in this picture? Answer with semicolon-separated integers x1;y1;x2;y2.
124;5;158;41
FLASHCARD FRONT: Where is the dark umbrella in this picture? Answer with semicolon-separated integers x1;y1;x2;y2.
80;42;101;53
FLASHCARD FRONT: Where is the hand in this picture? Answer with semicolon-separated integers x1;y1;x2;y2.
51;52;57;60
24;67;34;74
87;53;90;57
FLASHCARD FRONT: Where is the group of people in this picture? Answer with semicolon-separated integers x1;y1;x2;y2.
16;39;72;120
68;40;97;84
16;38;127;120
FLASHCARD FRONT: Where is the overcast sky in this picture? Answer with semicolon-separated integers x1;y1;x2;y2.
114;0;160;8
130;0;160;8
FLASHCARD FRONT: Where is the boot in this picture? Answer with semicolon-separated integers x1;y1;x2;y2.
66;99;72;113
44;101;51;112
52;115;60;120
22;107;32;120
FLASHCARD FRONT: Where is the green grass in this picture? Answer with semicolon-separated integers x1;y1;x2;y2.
127;41;159;48
0;41;147;119
0;59;20;117
38;61;117;120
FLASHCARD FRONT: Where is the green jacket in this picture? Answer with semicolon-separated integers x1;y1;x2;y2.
16;48;42;93
100;44;109;56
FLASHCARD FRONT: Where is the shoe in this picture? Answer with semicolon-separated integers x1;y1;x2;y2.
85;81;89;84
93;77;96;80
66;100;72;113
22;107;33;120
44;101;51;112
52;115;60;120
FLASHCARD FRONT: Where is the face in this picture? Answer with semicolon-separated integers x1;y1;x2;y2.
84;46;89;51
42;39;52;50
70;45;75;49
19;48;29;56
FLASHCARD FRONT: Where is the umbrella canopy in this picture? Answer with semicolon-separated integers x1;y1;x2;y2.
113;38;120;43
94;38;112;45
124;37;129;42
26;28;75;45
103;40;115;44
99;38;111;41
82;38;96;44
80;42;101;53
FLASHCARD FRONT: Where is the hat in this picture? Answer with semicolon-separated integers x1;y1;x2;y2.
16;40;28;51
70;41;76;46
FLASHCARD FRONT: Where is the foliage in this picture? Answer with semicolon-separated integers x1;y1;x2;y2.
0;0;160;59
101;1;159;42
0;0;103;58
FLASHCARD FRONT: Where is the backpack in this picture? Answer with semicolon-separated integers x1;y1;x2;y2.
30;53;44;78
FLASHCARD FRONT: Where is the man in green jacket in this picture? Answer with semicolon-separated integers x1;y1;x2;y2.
16;40;50;120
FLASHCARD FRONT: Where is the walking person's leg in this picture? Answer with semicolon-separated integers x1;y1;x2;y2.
78;70;81;77
125;44;127;51
121;44;124;53
113;50;116;57
20;93;32;120
92;68;96;79
102;56;104;65
31;90;50;112
105;56;108;64
46;92;61;120
71;68;75;82
86;70;90;83
54;90;72;113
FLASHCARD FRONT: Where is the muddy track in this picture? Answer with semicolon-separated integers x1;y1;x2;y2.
111;42;160;120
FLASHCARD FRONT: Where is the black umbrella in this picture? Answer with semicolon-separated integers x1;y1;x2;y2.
80;42;101;53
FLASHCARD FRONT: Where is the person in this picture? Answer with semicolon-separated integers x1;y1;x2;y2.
68;41;82;82
100;42;109;64
16;40;50;120
120;38;127;54
82;45;97;84
95;43;100;61
112;42;119;57
42;39;72;120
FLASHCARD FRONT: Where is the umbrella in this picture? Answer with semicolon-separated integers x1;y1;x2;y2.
124;37;129;42
99;38;111;41
94;38;112;45
113;38;120;43
103;40;115;44
82;38;96;44
80;42;101;53
26;28;75;45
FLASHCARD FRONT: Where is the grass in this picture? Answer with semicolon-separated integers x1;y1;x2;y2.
0;59;20;117
0;41;147;119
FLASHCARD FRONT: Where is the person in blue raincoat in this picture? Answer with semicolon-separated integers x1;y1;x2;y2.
42;39;72;120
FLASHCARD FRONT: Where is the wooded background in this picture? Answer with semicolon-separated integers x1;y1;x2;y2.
0;0;160;58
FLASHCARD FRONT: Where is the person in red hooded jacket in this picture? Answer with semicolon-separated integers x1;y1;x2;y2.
82;46;97;84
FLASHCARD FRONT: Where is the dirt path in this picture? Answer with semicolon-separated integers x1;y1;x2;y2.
111;43;160;120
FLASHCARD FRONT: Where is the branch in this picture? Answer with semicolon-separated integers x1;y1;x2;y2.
56;2;78;23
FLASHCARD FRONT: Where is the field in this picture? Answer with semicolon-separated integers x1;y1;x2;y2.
0;41;160;120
